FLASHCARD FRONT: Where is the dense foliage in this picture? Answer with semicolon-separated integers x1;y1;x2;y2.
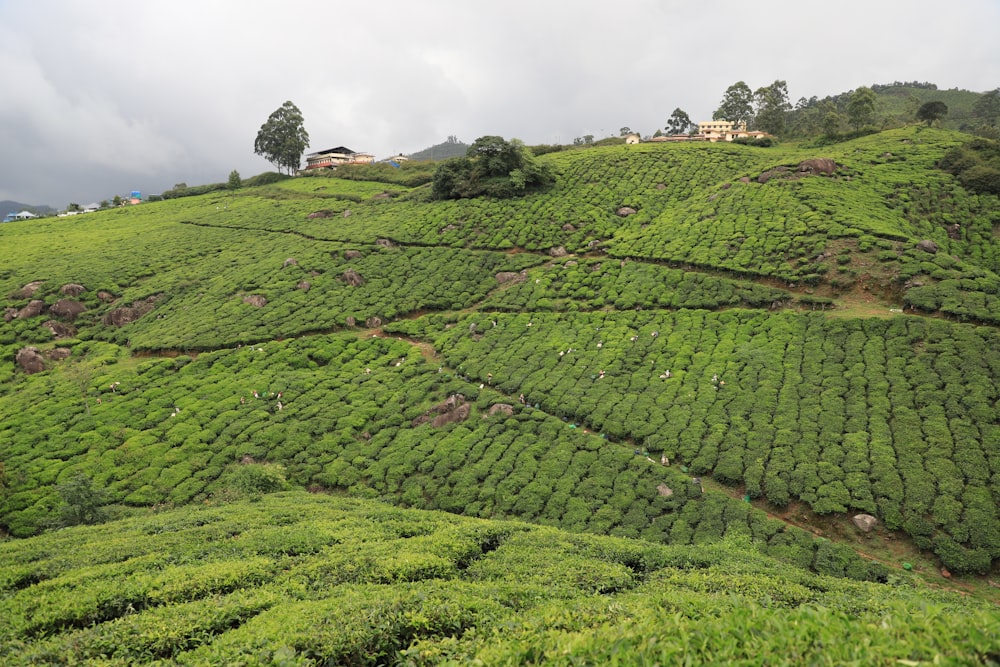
939;136;1000;195
431;136;555;199
253;101;310;175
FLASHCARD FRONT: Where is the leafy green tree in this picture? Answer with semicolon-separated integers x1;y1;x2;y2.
754;81;791;135
666;108;693;135
66;203;81;212
916;101;948;126
619;126;632;136
846;86;877;131
254;101;310;175
467;135;524;176
713;81;754;128
112;195;122;207
972;89;1000;127
431;156;476;199
228;169;243;190
99;200;110;209
822;110;842;136
432;136;554;199
52;473;108;527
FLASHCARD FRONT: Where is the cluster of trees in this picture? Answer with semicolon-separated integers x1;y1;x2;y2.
393;309;1000;573
711;80;792;135
431;136;555;199
699;80;989;140
938;136;1000;195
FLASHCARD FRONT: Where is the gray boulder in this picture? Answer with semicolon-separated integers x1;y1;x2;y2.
49;299;86;320
16;347;46;374
852;513;878;533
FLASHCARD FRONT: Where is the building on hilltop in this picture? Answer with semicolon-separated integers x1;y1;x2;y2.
697;120;747;136
646;121;771;144
697;120;771;143
3;210;38;222
303;146;376;170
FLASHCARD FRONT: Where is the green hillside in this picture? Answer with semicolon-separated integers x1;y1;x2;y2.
1;493;997;665
2;125;1000;662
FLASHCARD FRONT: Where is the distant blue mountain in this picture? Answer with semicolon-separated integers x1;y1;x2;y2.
0;200;56;217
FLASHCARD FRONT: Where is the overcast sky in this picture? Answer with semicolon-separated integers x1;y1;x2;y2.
1;0;998;208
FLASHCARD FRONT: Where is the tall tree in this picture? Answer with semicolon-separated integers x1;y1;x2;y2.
822;109;843;137
619;126;633;136
846;86;877;132
713;81;754;128
254;101;310;175
916;101;948;126
754;80;791;135
665;108;693;135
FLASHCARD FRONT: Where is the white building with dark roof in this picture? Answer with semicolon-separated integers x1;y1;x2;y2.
303;146;376;170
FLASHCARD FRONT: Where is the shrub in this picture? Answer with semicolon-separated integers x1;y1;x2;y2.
51;473;109;528
958;165;1000;194
227;462;289;499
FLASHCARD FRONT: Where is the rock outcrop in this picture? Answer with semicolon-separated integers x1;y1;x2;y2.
43;320;76;338
495;271;526;284
412;394;471;428
243;294;267;308
341;270;364;287
102;295;160;326
49;299;86;320
852;514;878;533
797;158;837;175
16;300;46;319
11;280;45;299
15;347;46;374
486;403;514;418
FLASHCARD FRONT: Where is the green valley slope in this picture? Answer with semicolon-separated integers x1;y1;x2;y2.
1;126;999;585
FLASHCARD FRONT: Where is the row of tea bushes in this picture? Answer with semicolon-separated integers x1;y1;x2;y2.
0;333;881;579
482;258;792;313
389;309;1000;573
0;493;994;666
92;243;542;351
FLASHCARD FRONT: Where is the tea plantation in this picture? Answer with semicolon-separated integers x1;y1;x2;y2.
1;493;997;665
2;125;1000;663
